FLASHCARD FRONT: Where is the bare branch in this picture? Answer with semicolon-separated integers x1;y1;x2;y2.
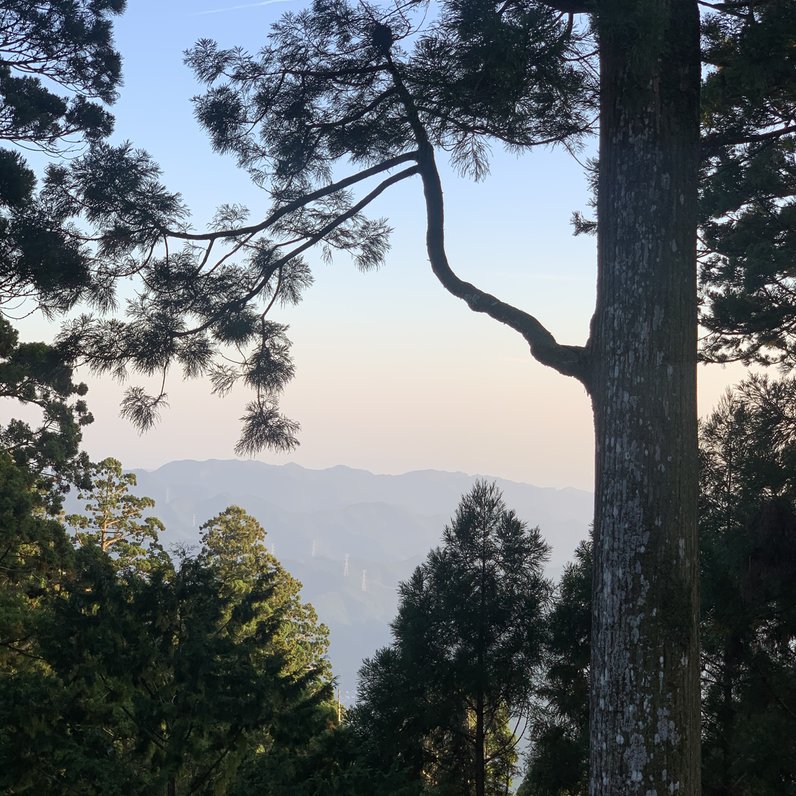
384;53;592;388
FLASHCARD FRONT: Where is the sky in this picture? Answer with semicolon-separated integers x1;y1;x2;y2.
5;0;749;491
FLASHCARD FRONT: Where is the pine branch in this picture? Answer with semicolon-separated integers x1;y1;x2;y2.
702;124;796;154
163;153;418;242
383;52;592;388
539;0;594;13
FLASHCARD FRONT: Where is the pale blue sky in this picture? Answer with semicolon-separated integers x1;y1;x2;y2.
6;0;748;490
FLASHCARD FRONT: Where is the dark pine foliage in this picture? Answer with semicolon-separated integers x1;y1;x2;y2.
350;481;552;796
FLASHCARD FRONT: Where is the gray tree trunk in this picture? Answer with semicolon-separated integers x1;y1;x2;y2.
475;688;486;796
589;1;702;792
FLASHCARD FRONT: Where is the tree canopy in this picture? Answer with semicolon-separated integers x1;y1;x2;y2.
0;0;125;313
66;457;166;572
351;481;551;795
15;0;786;447
1;475;336;794
3;0;794;790
0;0;127;511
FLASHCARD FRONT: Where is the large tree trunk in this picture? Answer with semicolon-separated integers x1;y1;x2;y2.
589;1;702;793
474;688;486;796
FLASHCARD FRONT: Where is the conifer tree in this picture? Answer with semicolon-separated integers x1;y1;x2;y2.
0;452;73;671
197;506;331;683
0;0;126;511
353;482;551;796
0;0;124;312
2;502;335;794
66;457;166;572
524;376;796;794
522;541;591;796
28;1;796;789
699;376;796;794
0;318;93;507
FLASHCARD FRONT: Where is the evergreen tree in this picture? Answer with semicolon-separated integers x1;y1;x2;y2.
352;482;551;795
524;376;796;794
522;541;590;796
66;457;166;572
0;0;125;312
699;376;796;795
699;2;796;366
0;318;93;508
0;0;126;521
0;452;73;670
197;506;331;684
16;0;794;787
2;500;335;794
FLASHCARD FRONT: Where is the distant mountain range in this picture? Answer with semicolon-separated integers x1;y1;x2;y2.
68;460;593;700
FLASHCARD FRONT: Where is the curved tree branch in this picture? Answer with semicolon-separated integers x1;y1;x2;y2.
383;50;592;388
702;123;796;155
163;151;418;242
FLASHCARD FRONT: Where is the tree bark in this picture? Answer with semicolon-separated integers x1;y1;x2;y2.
589;1;701;793
475;536;487;796
475;688;486;796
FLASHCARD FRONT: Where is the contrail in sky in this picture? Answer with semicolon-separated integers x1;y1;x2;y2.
196;0;300;15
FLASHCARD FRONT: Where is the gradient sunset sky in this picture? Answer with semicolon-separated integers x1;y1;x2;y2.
6;0;748;490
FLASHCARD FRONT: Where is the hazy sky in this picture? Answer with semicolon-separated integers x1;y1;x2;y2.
5;0;749;490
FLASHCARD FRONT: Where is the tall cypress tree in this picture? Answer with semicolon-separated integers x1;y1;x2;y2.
353;482;551;796
66;457;167;573
524;376;796;794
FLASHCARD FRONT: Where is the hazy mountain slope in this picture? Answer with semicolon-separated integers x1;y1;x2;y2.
69;460;593;697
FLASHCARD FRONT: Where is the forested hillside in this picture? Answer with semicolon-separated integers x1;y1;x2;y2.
1;0;795;792
77;461;593;697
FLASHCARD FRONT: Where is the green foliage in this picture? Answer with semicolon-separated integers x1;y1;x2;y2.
0;453;73;672
1;489;335;794
38;0;592;451
699;1;796;365
0;0;123;140
699;376;796;795
0;316;93;509
197;506;331;682
350;481;551;795
230;722;370;796
0;0;125;313
65;457;166;572
522;377;796;795
522;541;590;796
0;0;126;516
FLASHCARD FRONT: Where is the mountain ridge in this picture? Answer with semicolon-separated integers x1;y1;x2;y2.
74;459;593;697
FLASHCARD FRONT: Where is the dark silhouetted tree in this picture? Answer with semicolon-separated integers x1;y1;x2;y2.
0;0;126;514
352;482;551;795
0;317;93;507
699;376;796;795
524;376;796;794
31;1;796;790
0;0;124;313
522;540;590;796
